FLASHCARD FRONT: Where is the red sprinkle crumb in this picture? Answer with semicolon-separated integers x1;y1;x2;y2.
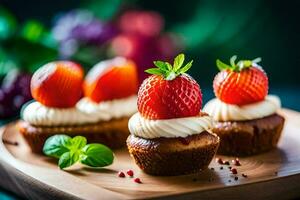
134;178;142;184
242;173;248;178
224;161;230;165
216;158;223;164
118;171;125;178
231;168;238;174
127;169;134;177
232;158;241;166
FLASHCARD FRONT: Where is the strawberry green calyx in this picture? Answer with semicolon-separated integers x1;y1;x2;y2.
145;53;193;81
216;55;262;72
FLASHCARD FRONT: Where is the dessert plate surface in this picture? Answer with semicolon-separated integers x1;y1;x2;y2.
0;108;300;200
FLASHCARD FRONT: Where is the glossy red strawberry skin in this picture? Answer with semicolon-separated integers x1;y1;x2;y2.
31;61;84;108
138;74;202;120
213;66;268;105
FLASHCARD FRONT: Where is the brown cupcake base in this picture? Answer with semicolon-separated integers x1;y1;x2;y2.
18;117;130;153
212;113;285;156
127;132;220;176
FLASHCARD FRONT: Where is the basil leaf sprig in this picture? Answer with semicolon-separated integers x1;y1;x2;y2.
43;135;114;169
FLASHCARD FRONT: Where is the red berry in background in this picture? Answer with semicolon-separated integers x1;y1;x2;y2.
31;61;84;108
111;10;182;84
119;10;164;37
213;56;268;105
83;57;138;103
138;54;202;120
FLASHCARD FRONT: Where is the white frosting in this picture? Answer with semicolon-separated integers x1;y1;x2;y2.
22;101;97;126
22;95;137;126
76;95;137;121
128;113;213;139
203;95;281;121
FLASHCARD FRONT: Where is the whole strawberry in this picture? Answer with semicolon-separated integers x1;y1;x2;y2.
213;56;268;105
138;54;202;120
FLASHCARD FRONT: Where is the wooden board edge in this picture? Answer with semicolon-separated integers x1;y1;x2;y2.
0;125;129;200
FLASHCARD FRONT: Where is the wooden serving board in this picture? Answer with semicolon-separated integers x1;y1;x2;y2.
0;109;300;200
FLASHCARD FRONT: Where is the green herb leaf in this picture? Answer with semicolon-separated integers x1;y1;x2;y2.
252;57;262;63
58;151;80;169
43;135;115;170
71;136;87;150
216;56;262;72
43;135;71;158
230;55;237;67
216;59;231;71
173;53;185;71
145;53;194;80
165;62;173;70
80;144;114;167
153;61;168;71
145;68;164;75
179;60;193;74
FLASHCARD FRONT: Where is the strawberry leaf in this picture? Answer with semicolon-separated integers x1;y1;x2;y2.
145;68;164;75
216;59;231;71
165;62;173;70
153;61;168;71
179;60;193;74
173;53;185;71
230;55;237;67
217;55;262;72
145;53;194;80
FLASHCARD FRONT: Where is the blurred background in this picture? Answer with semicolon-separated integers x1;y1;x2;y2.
0;0;299;121
0;0;299;199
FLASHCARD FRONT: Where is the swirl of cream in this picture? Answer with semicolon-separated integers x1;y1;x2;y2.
23;95;137;126
128;113;213;139
22;101;99;126
203;95;281;121
76;95;137;121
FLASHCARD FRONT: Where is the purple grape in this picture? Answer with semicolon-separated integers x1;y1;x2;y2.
52;10;118;46
0;70;33;119
13;95;26;109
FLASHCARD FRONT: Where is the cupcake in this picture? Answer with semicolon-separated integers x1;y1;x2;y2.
18;57;138;153
127;54;220;176
203;56;285;156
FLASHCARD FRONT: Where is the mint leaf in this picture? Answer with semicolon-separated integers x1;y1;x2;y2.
173;53;185;71
179;60;193;74
58;151;80;169
145;68;164;75
216;59;231;71
43;135;71;158
80;144;114;167
71;136;87;150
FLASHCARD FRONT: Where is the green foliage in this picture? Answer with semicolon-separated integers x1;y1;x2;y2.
43;135;114;169
216;55;262;72
145;53;194;80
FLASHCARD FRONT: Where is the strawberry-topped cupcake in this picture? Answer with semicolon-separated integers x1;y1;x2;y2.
18;57;138;153
203;56;285;156
127;54;220;176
